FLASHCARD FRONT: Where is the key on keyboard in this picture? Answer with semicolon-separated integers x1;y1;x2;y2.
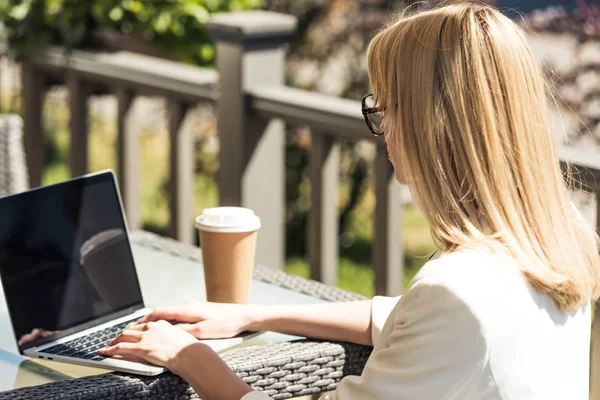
42;317;140;360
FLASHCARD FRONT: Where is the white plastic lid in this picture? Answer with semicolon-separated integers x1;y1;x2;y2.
195;207;261;233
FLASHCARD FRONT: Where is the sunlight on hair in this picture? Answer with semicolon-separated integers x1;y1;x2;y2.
367;3;600;312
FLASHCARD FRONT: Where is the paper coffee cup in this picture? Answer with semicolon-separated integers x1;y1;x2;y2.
195;207;261;304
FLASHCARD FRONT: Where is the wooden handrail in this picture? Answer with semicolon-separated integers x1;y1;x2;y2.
30;47;219;103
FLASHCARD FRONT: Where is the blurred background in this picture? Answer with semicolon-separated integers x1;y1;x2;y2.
0;0;599;297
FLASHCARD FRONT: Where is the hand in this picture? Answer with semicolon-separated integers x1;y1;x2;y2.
104;321;254;399
100;320;199;373
18;328;58;346
135;299;255;340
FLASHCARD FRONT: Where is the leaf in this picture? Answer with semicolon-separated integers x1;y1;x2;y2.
241;0;264;10
180;3;209;24
44;0;63;16
152;11;171;33
0;0;9;16
130;1;143;14
91;2;111;21
200;43;214;62
109;6;124;22
171;20;184;36
122;0;144;14
4;0;262;65
8;0;31;20
202;0;223;13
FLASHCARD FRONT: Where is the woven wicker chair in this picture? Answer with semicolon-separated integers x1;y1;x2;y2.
0;114;28;196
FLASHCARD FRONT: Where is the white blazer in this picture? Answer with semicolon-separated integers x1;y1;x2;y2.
242;248;591;400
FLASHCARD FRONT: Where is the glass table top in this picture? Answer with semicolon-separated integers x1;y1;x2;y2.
0;243;324;392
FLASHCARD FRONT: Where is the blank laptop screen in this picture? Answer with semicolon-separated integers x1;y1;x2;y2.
0;172;143;351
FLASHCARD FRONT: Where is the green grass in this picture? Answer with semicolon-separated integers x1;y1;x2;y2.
284;205;436;295
40;95;436;296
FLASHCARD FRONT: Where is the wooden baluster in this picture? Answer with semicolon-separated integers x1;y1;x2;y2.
116;89;139;230
309;133;340;286
373;144;403;296
168;100;193;244
21;62;44;188
67;74;89;177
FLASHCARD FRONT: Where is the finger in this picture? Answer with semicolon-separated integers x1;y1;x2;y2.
108;330;144;346
128;319;151;328
18;335;31;346
18;330;41;345
137;306;195;324
123;323;149;332
100;342;144;357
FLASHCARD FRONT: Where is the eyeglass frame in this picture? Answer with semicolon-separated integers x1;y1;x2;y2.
361;93;385;136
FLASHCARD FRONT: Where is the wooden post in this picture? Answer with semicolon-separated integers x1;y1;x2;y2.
168;100;194;244
116;89;139;230
67;74;90;177
309;133;340;286
208;12;297;270
373;144;403;296
21;62;44;188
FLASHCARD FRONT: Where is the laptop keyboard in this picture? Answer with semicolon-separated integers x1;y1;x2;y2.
41;318;140;361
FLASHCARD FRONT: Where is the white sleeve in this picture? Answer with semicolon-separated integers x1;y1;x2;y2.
240;296;400;400
240;392;272;400
330;277;489;399
240;391;272;400
241;390;332;400
370;295;401;345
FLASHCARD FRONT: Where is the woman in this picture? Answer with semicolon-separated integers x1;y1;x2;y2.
101;3;600;399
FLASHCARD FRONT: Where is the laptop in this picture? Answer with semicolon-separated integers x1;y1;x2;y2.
0;170;257;376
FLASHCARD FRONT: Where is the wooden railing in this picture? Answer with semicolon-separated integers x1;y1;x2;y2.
249;85;403;294
20;10;600;295
19;10;600;293
18;11;600;396
21;46;219;245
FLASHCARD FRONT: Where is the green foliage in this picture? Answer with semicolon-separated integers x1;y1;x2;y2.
0;0;262;65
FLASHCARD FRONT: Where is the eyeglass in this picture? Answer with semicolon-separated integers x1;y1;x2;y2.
361;93;385;136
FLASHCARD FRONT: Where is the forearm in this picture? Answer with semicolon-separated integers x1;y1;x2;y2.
172;301;375;399
247;300;374;346
175;343;254;400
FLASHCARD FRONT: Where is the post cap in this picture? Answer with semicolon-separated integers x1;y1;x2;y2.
208;11;297;46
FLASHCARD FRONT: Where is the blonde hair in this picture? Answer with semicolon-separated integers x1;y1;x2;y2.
367;3;600;311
